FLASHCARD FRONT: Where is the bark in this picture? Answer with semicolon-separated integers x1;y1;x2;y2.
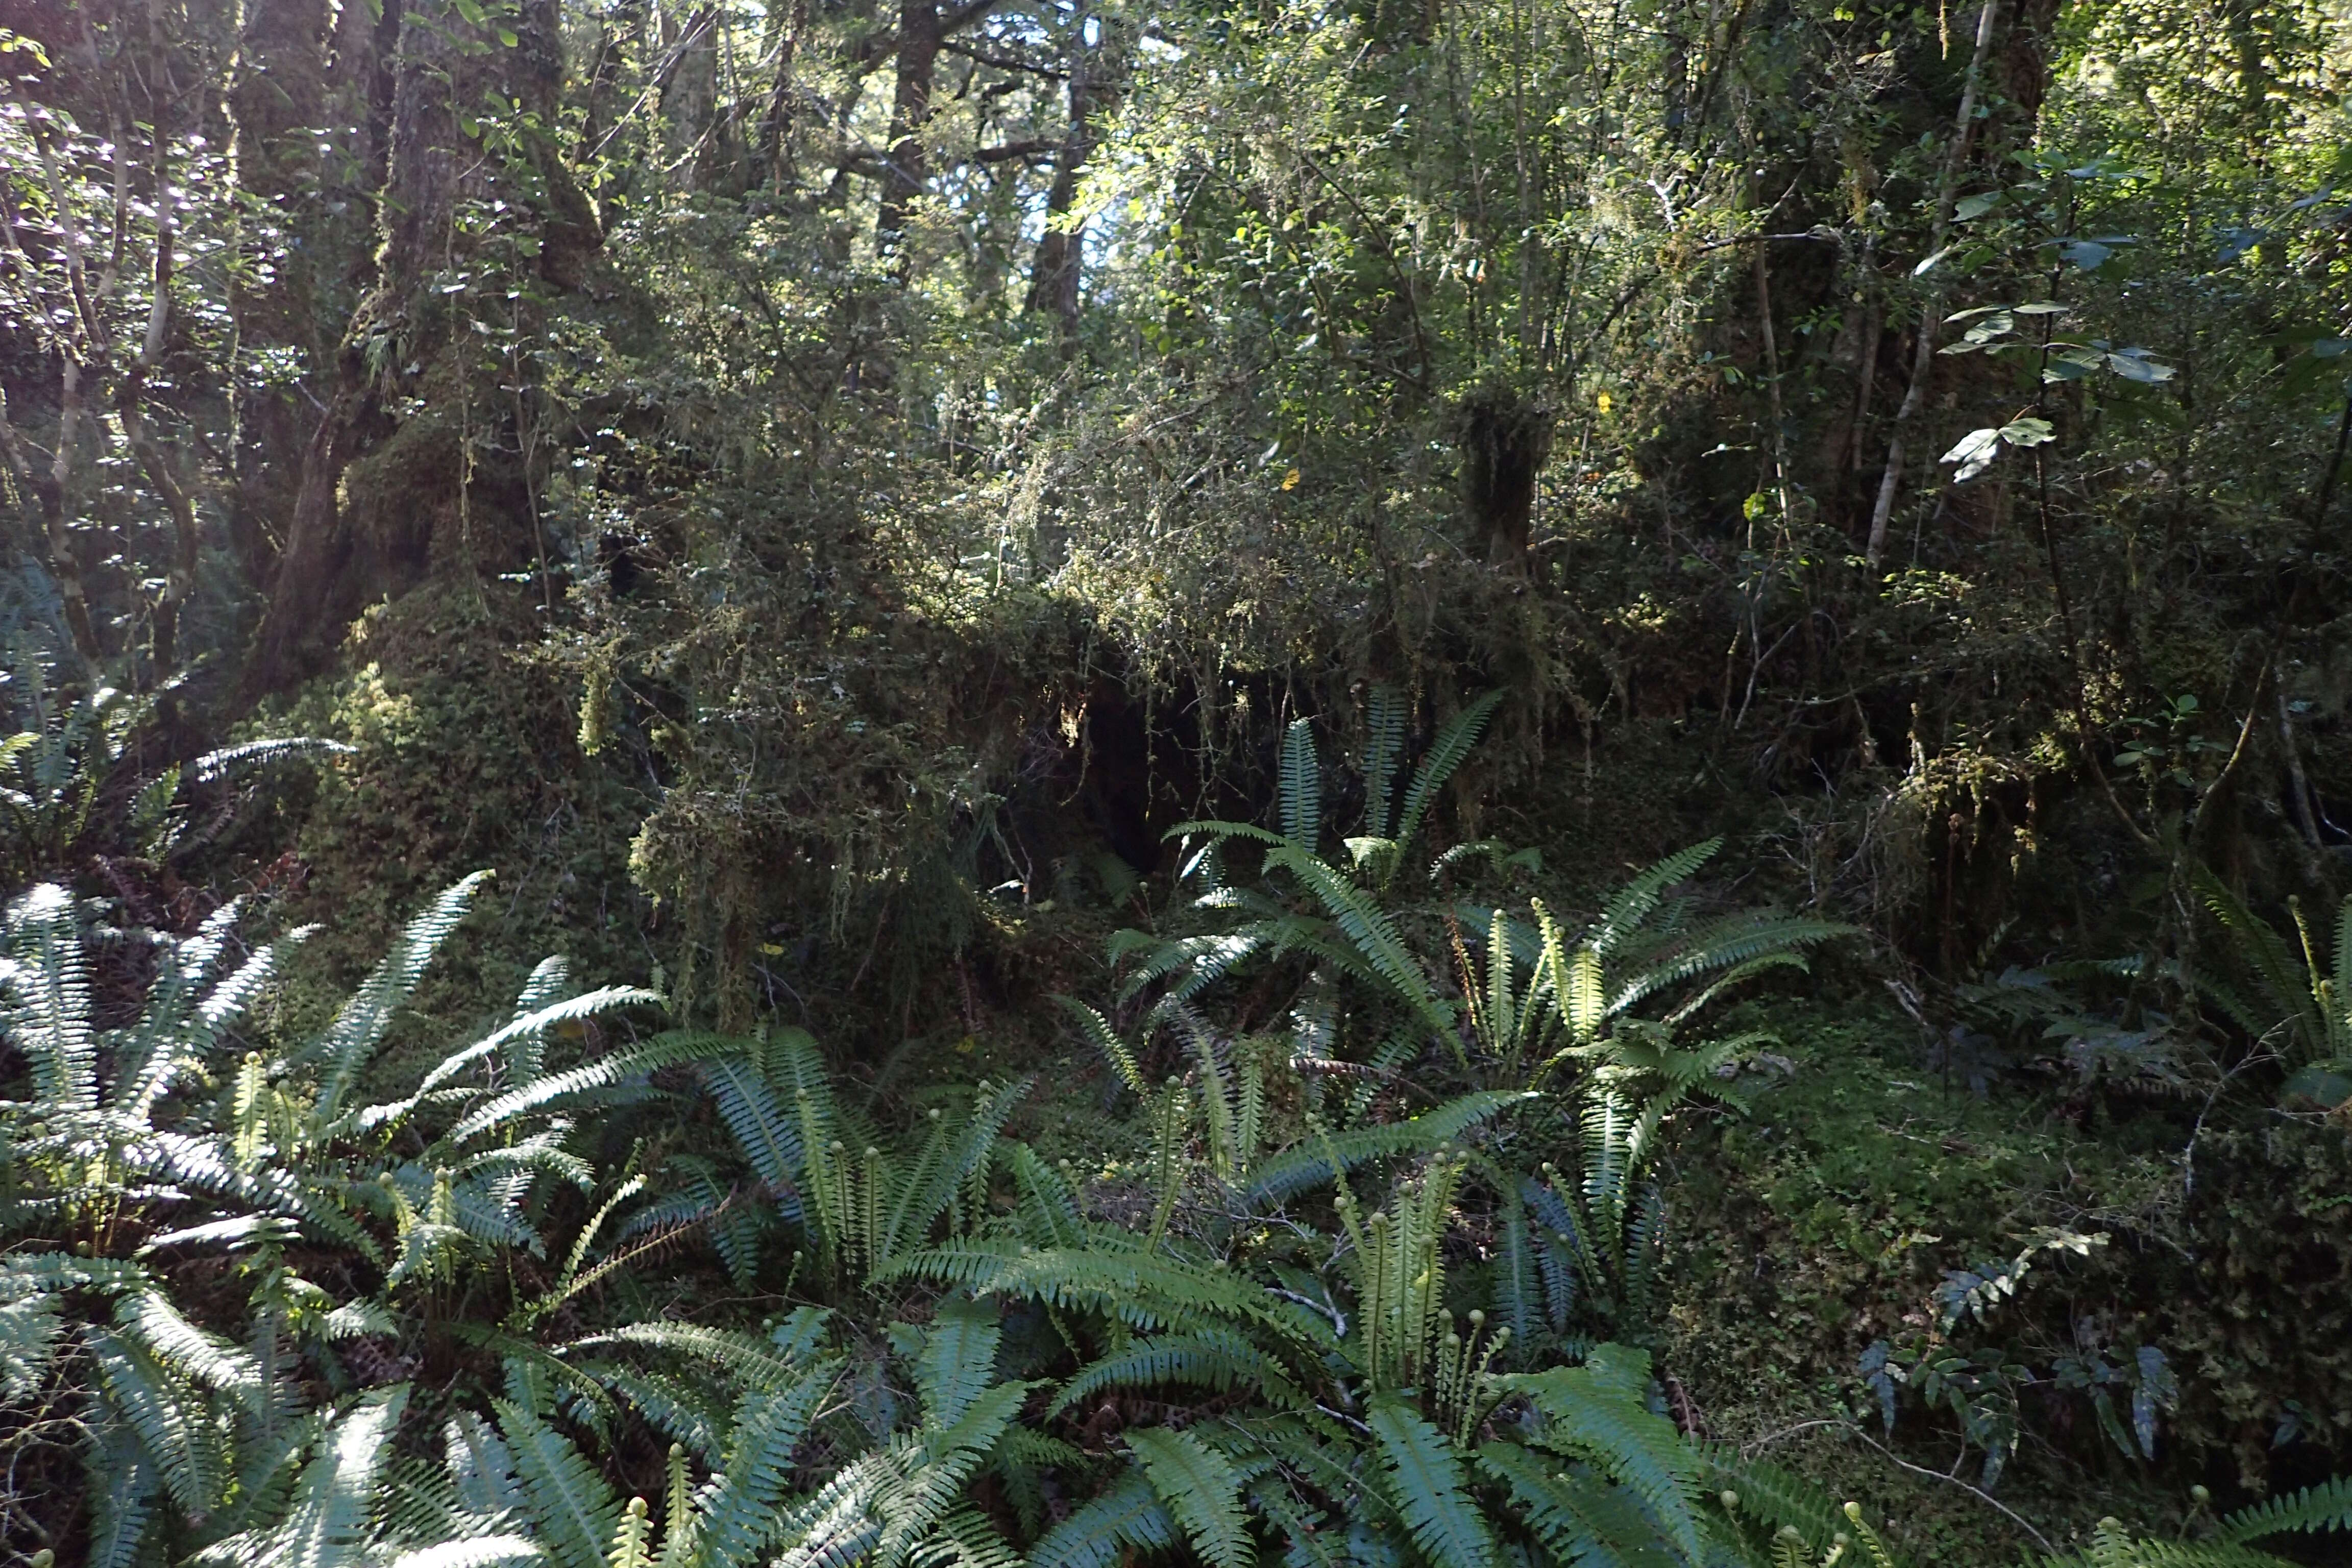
119;2;199;674
753;0;811;192
1024;8;1124;348
1861;0;2000;572
659;3;723;190
876;0;945;249
228;0;333;586
874;0;1000;250
244;0;601;697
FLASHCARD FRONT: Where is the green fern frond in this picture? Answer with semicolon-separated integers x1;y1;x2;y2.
576;1320;826;1396
1588;840;1721;957
579;1364;727;1465
700;1052;805;1216
1054;996;1148;1095
1243;1090;1532;1205
909;1505;1023;1568
692;1375;835;1568
1477;1440;1673;1567
385;1537;549;1568
1268;847;1454;1042
1368;1395;1494;1568
115;1288;262;1400
917;1298;1003;1429
280;1384;409;1568
1694;1444;1850;1555
84;1424;158;1568
496;1397;624;1568
3;882;96;1113
1363;685;1410;839
1498;1346;1701;1562
1607;917;1849;1020
2036;1521;2298;1568
1027;1467;1181;1568
450;1031;739;1142
0;1289;62;1399
1280;717;1322;848
2217;1475;2352;1543
311;872;494;1123
1048;1330;1311;1418
881;1241;1303;1335
90;1330;233;1518
1396;692;1503;852
1130;1426;1256;1568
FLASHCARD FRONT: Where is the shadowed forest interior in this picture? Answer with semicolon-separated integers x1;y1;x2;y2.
0;0;2350;1559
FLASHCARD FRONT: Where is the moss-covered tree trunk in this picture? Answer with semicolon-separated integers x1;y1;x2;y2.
244;0;599;697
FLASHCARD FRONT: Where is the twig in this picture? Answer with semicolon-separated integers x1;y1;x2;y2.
1840;1423;2056;1555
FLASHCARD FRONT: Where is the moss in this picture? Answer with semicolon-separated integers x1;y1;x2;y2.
246;580;654;1088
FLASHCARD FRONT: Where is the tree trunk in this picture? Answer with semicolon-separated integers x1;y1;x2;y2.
228;0;333;587
1025;9;1124;349
1861;0;2000;572
876;0;945;251
244;0;600;697
659;3;724;191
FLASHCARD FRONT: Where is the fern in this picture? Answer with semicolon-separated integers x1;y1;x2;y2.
1369;1394;1496;1568
1130;1426;1257;1568
1280;716;1322;848
497;1398;624;1568
1363;685;1410;839
2216;1475;2352;1542
1499;1346;1703;1563
1027;1467;1181;1568
1395;692;1503;853
690;1376;835;1568
1054;995;1148;1095
1243;1090;1532;1206
3;882;95;1113
279;1385;410;1568
1477;1440;1676;1567
310;872;495;1123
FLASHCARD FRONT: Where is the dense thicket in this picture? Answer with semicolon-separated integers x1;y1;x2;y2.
0;0;2348;1557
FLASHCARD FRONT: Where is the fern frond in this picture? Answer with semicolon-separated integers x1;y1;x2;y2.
578;1364;727;1465
1243;1090;1532;1206
280;1384;410;1568
692;1375;836;1568
1048;1330;1313;1418
1694;1443;1850;1555
1588;840;1721;957
387;1537;549;1568
496;1397;624;1568
2218;1475;2352;1543
1363;685;1409;838
698;1052;805;1219
1270;847;1452;1042
115;1288;262;1400
311;872;494;1123
917;1298;1004;1429
880;1242;1303;1336
1395;692;1502;852
3;882;95;1113
1368;1395;1494;1568
450;1031;739;1142
574;1320;824;1396
1279;717;1322;849
1027;1467;1181;1568
1130;1426;1255;1568
1054;995;1148;1095
1498;1346;1701;1562
1477;1440;1673;1567
84;1423;158;1568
